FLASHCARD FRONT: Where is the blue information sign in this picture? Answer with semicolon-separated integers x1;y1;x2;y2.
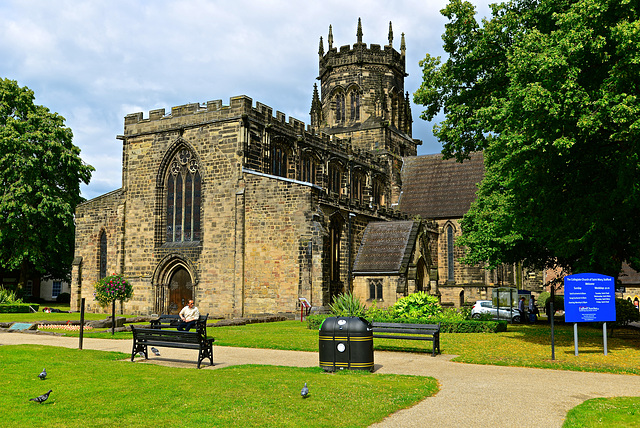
564;273;616;323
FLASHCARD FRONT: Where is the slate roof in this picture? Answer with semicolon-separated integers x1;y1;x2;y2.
619;262;640;286
352;220;419;274
398;152;485;219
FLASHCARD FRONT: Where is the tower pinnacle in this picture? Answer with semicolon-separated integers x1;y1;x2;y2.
388;21;393;47
356;18;363;44
328;25;333;49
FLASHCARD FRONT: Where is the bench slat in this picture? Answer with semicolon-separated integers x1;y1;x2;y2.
371;322;441;357
372;334;435;341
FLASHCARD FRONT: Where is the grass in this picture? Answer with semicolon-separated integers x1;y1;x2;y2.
9;307;640;376
4;310;639;425
563;397;640;427
0;345;438;428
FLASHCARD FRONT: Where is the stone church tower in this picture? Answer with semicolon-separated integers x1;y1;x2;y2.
311;19;418;204
70;20;434;318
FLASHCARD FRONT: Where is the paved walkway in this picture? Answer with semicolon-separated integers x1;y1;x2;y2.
2;331;639;427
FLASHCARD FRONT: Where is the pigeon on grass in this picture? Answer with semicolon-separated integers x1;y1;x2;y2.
30;390;52;404
301;383;309;398
151;347;160;356
38;368;47;380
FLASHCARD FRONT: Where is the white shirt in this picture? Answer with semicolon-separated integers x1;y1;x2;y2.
179;305;200;322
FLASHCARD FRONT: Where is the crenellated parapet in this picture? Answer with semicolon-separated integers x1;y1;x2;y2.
319;42;405;81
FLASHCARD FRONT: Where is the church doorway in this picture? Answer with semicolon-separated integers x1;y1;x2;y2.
168;268;193;314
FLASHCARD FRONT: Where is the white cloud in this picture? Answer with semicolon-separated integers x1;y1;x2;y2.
0;0;493;200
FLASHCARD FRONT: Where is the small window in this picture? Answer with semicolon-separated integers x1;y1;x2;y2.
52;281;61;299
481;301;492;308
25;280;33;297
329;163;343;196
335;93;345;122
350;92;360;120
369;279;383;300
271;145;288;178
300;154;316;184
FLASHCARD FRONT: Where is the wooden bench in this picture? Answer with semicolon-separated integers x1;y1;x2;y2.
130;324;214;368
372;322;441;357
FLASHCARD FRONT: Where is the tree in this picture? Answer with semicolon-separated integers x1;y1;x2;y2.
0;78;93;288
414;0;640;277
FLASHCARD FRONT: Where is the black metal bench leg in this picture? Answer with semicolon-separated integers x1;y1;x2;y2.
131;343;147;361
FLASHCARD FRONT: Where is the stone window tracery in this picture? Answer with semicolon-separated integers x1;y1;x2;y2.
166;148;201;243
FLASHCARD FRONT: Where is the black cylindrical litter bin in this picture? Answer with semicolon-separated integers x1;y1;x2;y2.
319;316;374;372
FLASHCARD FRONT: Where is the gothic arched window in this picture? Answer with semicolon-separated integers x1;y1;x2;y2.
335;92;345;123
447;225;455;282
99;230;107;279
299;153;317;184
352;171;365;203
166;148;201;243
328;162;343;196
350;92;360;120
372;178;385;206
271;145;288;178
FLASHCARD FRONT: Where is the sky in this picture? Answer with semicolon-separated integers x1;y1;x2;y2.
1;0;493;200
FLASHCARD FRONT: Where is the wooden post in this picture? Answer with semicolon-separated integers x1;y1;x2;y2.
79;298;85;349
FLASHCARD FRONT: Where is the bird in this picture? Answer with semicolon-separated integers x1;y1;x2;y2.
138;351;145;358
301;383;309;398
151;347;160;356
38;368;47;380
30;390;52;404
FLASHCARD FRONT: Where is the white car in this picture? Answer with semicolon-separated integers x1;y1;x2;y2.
471;300;522;323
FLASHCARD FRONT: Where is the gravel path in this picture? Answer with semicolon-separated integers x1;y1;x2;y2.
2;331;639;427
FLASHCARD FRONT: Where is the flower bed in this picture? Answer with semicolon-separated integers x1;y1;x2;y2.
38;324;94;331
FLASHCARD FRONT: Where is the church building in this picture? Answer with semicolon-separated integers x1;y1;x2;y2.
71;20;534;317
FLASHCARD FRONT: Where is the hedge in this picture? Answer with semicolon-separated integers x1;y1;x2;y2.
306;314;507;333
0;303;40;313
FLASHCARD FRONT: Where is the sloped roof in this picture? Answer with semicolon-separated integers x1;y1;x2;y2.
398;152;484;219
619;262;640;286
352;220;419;274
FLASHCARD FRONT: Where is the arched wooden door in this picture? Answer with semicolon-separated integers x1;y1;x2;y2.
168;268;193;314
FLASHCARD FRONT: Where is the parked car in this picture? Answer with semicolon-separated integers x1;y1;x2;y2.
471;300;522;323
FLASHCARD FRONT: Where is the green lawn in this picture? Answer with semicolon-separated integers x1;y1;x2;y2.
0;345;438;428
563;397;640;427
22;314;640;376
3;310;639;425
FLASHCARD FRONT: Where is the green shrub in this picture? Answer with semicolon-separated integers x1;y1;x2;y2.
438;320;507;333
56;292;71;303
537;291;550;308
329;292;366;317
615;298;640;326
392;292;442;319
0;303;39;313
545;295;564;314
306;314;332;330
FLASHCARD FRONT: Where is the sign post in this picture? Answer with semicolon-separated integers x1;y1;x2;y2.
564;273;616;356
299;297;311;322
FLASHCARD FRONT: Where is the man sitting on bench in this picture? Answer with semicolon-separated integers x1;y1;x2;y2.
177;300;200;331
